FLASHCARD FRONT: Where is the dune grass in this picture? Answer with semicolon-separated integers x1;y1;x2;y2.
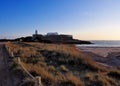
6;42;120;86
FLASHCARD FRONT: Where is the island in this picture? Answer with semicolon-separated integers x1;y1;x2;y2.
14;30;92;44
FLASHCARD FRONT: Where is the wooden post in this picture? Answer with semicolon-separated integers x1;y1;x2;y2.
7;47;10;54
35;76;42;86
11;52;14;57
17;57;21;64
7;47;9;51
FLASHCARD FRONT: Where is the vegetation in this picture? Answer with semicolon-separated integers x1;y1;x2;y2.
6;42;120;86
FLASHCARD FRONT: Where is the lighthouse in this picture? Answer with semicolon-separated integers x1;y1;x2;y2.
35;30;38;35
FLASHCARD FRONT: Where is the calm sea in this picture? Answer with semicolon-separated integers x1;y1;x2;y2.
76;40;120;47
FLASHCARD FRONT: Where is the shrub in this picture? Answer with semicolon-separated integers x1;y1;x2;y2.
48;65;56;72
97;75;111;86
38;62;47;67
108;69;120;79
22;78;34;86
85;73;94;81
30;70;39;77
66;73;84;86
59;80;76;86
84;73;116;86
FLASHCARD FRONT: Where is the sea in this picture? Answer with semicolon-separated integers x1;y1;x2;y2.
76;40;120;47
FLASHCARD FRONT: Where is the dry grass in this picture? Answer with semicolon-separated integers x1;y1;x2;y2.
66;73;84;86
6;42;38;58
108;69;120;79
60;65;69;72
6;42;120;86
21;62;56;85
85;72;119;86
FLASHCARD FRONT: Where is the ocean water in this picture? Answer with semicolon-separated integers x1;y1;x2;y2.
76;40;120;47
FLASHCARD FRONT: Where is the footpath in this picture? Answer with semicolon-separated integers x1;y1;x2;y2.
0;44;13;86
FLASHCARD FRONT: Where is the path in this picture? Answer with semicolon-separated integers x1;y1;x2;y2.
0;44;13;86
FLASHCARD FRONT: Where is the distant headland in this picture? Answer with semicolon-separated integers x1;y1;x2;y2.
0;30;92;44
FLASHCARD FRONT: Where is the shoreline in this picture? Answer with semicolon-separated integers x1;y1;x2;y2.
77;46;120;57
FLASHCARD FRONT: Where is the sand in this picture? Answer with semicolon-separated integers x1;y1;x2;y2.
78;47;120;57
77;46;120;67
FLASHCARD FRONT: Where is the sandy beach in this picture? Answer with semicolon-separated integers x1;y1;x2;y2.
77;46;120;67
78;47;120;57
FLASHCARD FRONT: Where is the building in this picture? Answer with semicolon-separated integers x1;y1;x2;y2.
32;30;73;43
47;32;58;36
14;30;91;44
32;30;43;41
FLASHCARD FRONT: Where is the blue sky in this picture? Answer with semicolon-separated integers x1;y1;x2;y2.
0;0;120;40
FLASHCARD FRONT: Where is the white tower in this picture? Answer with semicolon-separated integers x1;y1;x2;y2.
35;30;38;35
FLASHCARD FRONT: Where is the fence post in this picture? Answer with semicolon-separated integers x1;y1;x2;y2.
6;47;43;86
17;57;21;64
7;48;11;55
35;76;42;86
11;52;14;57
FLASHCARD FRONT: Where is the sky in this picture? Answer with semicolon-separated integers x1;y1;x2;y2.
0;0;120;40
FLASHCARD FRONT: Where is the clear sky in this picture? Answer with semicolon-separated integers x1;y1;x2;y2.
0;0;120;40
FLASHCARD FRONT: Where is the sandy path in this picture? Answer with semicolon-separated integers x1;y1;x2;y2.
0;44;13;86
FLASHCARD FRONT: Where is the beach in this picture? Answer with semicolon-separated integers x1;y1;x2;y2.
77;46;120;67
78;47;120;57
